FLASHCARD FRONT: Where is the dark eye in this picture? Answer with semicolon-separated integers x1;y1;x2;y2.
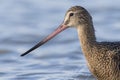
69;13;74;17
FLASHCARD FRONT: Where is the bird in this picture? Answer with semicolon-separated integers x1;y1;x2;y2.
21;6;120;80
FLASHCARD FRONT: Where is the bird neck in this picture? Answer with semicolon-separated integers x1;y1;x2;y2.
77;23;96;55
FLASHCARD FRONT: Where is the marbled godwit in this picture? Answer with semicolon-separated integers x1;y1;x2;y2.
21;6;120;80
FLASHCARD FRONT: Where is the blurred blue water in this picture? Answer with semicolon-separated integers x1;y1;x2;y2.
0;0;120;80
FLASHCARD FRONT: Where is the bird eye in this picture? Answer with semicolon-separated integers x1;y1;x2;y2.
69;13;74;17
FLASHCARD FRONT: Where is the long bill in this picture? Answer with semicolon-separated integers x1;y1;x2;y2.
21;24;68;56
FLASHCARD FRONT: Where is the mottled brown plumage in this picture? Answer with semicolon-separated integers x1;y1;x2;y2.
21;6;120;80
66;6;120;80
